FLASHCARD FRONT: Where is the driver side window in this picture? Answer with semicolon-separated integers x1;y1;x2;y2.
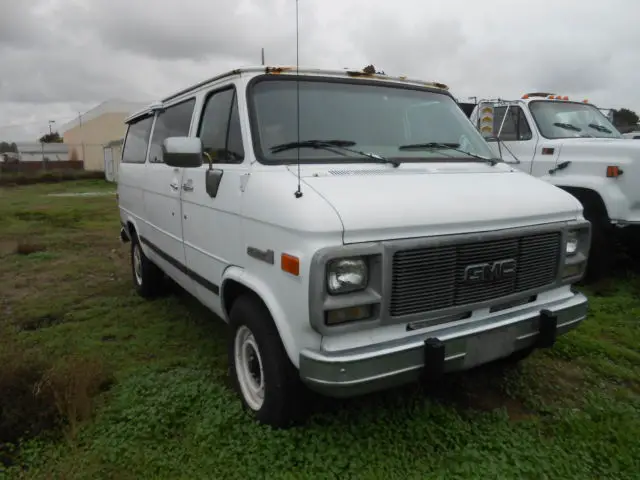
198;86;245;164
493;106;533;141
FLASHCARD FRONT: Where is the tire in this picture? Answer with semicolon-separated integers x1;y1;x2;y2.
583;217;613;283
228;293;307;428
130;233;165;298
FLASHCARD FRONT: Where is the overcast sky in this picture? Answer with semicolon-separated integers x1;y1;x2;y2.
1;0;639;141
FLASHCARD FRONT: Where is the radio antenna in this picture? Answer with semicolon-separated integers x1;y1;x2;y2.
293;0;303;198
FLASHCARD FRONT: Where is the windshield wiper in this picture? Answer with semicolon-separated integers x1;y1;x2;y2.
270;140;400;167
589;123;613;134
398;142;501;166
553;122;582;132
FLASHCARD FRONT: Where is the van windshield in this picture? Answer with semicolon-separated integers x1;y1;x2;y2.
249;78;496;164
529;100;623;139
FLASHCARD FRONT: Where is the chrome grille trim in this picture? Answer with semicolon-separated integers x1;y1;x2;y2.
390;231;561;317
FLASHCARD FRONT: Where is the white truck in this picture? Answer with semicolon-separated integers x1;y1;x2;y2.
467;93;640;279
117;68;590;427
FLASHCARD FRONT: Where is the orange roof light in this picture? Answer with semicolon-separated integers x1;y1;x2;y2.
583;99;589;103
563;96;569;100
522;94;529;99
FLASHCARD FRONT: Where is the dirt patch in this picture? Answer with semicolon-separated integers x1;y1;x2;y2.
15;241;47;256
429;363;535;421
19;313;65;332
0;351;114;467
0;352;58;466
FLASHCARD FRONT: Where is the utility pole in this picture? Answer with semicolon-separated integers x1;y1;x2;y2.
261;48;265;66
48;120;55;135
78;112;86;163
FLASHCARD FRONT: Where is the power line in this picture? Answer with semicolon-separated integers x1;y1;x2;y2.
0;116;75;130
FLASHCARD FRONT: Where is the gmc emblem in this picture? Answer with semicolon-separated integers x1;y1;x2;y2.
463;259;517;283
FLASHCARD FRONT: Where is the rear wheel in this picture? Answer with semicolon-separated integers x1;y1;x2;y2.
228;293;307;428
130;233;165;298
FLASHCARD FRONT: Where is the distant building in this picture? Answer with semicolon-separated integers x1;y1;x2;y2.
104;138;124;182
15;142;70;162
60;99;148;171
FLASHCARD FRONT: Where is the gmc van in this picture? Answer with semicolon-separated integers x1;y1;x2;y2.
117;66;590;427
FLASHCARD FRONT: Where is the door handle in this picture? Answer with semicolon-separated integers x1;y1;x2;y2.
169;182;179;191
182;183;194;192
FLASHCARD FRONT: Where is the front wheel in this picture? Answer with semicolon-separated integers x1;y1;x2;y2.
583;219;613;283
228;294;307;428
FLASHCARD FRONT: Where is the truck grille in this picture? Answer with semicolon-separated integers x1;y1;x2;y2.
390;231;561;317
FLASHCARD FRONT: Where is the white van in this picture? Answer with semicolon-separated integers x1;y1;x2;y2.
117;66;590;427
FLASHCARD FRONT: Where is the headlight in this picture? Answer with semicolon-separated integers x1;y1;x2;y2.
327;257;368;294
562;225;591;280
566;231;579;255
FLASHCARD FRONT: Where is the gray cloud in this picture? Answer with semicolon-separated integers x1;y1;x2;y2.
1;0;640;141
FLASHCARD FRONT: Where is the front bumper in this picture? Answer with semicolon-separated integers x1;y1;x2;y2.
299;291;588;398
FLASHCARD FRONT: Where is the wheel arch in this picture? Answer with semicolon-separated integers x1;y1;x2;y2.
220;268;300;368
557;186;609;222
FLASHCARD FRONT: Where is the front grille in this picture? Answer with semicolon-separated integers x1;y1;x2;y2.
390;231;561;317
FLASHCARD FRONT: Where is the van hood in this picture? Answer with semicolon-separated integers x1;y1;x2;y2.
294;163;582;244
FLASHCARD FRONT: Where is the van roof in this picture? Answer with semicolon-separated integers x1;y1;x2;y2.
125;65;450;124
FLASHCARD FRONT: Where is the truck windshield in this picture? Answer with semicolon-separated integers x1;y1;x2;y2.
529;101;623;139
249;78;496;164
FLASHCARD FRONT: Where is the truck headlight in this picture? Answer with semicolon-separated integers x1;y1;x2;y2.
327;257;368;294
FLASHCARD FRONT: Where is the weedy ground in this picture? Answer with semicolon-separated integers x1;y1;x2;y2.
0;180;638;479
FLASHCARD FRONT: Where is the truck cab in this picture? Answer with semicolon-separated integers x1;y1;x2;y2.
469;93;640;278
118;69;590;427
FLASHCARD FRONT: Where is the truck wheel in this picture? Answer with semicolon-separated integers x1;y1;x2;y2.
130;233;165;298
228;293;306;428
583;219;613;283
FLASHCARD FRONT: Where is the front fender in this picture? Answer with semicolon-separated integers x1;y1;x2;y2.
549;174;626;220
221;266;320;368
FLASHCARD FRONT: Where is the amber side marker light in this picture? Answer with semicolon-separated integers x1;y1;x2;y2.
606;165;623;177
281;253;300;276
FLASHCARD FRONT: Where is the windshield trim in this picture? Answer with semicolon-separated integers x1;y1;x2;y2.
528;99;623;140
245;74;459;166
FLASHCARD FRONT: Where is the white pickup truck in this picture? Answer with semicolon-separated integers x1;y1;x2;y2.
467;94;640;279
117;69;590;427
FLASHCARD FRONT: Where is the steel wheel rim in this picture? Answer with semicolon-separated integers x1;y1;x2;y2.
234;325;265;411
133;244;143;286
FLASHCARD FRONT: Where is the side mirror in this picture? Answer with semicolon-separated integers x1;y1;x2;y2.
206;169;224;198
162;137;203;168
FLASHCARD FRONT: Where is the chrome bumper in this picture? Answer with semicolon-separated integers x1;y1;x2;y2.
299;291;588;398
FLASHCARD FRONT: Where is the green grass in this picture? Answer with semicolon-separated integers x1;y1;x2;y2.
0;180;639;479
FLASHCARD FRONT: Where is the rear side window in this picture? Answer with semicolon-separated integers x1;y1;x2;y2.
198;87;245;163
122;116;154;163
148;99;196;163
